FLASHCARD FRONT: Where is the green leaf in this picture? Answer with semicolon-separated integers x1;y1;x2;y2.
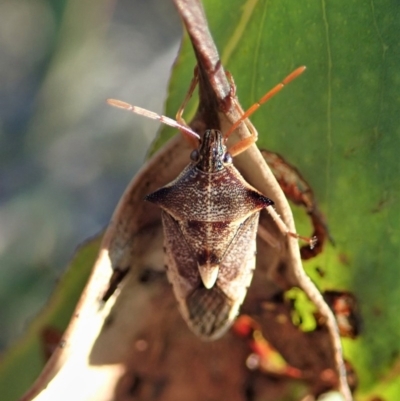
156;0;400;399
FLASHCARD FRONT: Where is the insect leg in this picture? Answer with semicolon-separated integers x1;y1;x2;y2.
257;223;281;250
261;149;333;259
175;66;199;130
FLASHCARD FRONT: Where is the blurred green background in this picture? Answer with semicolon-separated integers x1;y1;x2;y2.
0;0;181;351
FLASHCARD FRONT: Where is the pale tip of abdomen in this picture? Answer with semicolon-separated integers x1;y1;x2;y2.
198;264;219;289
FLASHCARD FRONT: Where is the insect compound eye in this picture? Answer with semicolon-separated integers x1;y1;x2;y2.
223;152;233;164
190;149;200;162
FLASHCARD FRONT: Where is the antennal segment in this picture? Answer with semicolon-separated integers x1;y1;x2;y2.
107;99;200;148
224;66;306;143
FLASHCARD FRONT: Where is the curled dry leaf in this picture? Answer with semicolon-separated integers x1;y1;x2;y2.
20;1;351;401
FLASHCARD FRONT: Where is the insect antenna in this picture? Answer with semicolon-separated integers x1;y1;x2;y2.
107;99;200;149
224;66;306;155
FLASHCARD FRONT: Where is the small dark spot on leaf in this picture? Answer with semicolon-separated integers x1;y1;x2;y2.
128;374;143;396
41;326;63;361
102;267;129;302
337;253;351;266
152;377;168;399
372;306;383;317
243;378;255;401
276;262;287;276
104;313;115;328
270;291;285;304
127;373;168;399
344;146;357;158
138;267;164;284
344;360;358;392
391;349;399;360
371;196;390;214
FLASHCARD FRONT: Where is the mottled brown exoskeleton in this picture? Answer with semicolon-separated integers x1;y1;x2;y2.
145;129;274;339
108;66;315;340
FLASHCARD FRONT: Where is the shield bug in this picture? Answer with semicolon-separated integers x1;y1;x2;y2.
107;66;315;340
